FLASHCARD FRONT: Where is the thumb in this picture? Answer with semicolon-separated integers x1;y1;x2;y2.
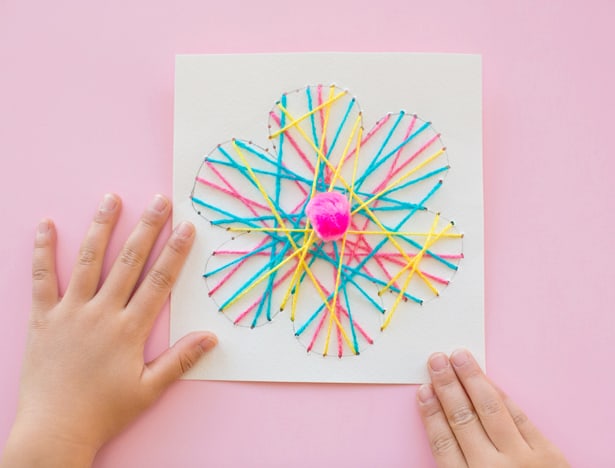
145;331;218;392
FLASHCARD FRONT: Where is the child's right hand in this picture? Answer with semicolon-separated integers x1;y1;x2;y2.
417;350;570;467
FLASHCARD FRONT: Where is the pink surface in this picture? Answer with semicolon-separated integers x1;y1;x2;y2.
1;1;613;466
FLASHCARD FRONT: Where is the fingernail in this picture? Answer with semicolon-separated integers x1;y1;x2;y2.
417;384;435;403
174;221;194;239
451;349;470;367
150;194;168;213
199;334;218;352
99;194;118;212
429;353;449;372
37;219;50;235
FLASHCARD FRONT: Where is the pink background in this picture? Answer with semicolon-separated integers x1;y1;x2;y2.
1;1;613;466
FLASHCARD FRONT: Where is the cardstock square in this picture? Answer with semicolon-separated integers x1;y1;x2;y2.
172;53;483;383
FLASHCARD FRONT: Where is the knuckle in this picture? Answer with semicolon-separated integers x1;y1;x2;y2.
511;410;529;427
431;365;458;389
448;405;478;429
32;267;50;281
168;236;189;256
462;364;483;380
34;236;49;248
78;246;98;266
430;432;459;456
29;318;49;330
437;376;458;391
147;268;173;291
478;397;504;416
433;375;462;397
119;247;144;269
93;210;112;225
178;353;196;374
139;215;158;231
422;402;443;419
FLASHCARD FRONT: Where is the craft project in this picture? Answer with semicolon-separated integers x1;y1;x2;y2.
172;53;483;383
190;84;463;358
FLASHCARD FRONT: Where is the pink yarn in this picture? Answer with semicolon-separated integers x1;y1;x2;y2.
305;191;351;242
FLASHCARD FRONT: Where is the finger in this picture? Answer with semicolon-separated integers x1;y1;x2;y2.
428;353;496;463
495;386;548;449
417;383;468;468
98;194;170;305
127;221;195;331
65;194;121;302
449;349;527;452
31;218;59;312
144;332;217;394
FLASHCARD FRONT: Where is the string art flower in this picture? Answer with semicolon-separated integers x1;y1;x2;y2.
191;84;463;357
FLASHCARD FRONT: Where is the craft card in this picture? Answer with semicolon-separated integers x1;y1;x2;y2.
172;53;483;383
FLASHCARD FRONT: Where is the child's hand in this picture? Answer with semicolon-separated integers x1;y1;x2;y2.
417;350;569;467
1;194;217;468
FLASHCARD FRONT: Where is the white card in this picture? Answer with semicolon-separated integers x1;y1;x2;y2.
172;53;484;383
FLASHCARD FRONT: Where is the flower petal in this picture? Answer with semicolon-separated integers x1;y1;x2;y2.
192;139;313;229
268;84;363;195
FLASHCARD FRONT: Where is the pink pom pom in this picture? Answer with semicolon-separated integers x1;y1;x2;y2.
305;191;351;242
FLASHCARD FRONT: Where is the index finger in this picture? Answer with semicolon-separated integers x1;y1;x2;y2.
450;349;527;453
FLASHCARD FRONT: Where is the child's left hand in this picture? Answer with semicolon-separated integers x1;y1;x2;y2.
1;193;217;468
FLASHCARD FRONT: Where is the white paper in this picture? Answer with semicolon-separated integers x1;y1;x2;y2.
172;53;483;383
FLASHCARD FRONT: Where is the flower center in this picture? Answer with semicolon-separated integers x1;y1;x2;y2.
305;192;351;242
